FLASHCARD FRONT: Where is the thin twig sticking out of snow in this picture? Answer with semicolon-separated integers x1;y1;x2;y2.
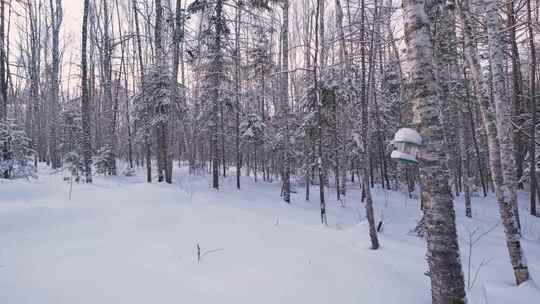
466;223;499;290
197;243;225;263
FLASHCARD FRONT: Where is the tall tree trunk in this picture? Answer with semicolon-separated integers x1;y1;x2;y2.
507;0;525;189
154;0;171;183
102;0;116;175
1;0;8;179
485;0;521;234
281;0;291;202
402;0;466;302
211;0;225;189
171;0;184;182
360;0;379;249
234;0;242;189
335;0;347;198
457;0;530;285
527;0;538;216
427;0;460;198
131;0;151;182
315;0;326;224
48;0;62;170
115;0;132;169
459;100;472;217
81;0;93;183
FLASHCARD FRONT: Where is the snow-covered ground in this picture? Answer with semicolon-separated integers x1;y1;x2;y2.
1;164;539;304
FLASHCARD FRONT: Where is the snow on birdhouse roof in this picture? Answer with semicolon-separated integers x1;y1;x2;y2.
392;128;422;145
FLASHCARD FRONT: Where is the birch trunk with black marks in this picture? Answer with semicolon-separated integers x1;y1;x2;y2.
102;0;116;176
485;0;521;234
457;0;530;285
403;0;466;302
48;0;62;169
485;0;529;283
360;0;379;249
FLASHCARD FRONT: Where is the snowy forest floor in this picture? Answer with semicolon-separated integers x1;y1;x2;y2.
1;164;540;304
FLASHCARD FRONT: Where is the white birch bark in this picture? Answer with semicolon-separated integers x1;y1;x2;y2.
484;0;529;284
48;0;62;169
456;0;530;285
402;0;466;302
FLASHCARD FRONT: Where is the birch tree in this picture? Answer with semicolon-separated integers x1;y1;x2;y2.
402;0;466;302
484;0;530;284
48;0;62;169
456;0;530;285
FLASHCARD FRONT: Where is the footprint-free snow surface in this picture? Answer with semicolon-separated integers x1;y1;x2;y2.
1;165;539;304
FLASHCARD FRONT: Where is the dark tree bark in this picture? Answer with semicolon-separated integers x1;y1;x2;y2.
154;0;171;183
507;0;525;189
131;0;151;183
527;0;538;216
280;0;291;202
81;0;93;183
234;0;242;189
0;0;8;179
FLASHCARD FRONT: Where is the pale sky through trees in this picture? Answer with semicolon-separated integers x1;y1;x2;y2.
63;1;82;33
8;1;83;88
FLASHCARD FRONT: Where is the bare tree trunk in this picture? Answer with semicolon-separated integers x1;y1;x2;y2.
235;0;242;189
171;0;185;182
457;0;530;285
154;0;171;183
402;0;466;302
459;100;472;217
211;0;225;189
101;0;116;175
114;0;132;169
485;0;521;233
315;0;326;224
131;0;151;182
527;0;538;216
336;0;348;198
464;80;488;197
507;0;525;189
426;0;461;198
26;1;41;166
1;0;8;179
48;0;62;169
360;0;379;249
281;0;291;202
81;0;93;183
